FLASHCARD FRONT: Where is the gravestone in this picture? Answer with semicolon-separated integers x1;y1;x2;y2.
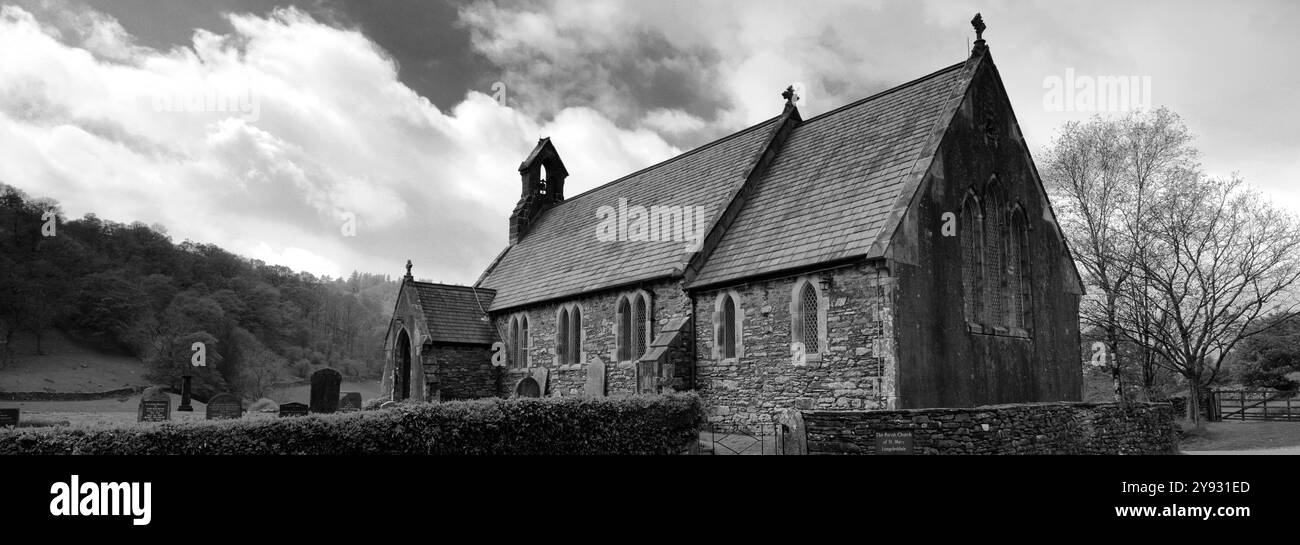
530;367;549;397
515;376;541;398
0;408;18;428
137;387;171;423
875;430;914;455
310;368;342;413
338;392;362;412
278;402;309;418
584;356;606;397
177;375;194;412
206;393;243;420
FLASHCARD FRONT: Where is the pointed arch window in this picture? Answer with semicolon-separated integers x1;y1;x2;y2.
556;303;583;365
1010;207;1032;331
961;193;985;325
722;295;737;358
714;291;742;360
508;313;529;368
569;305;583;364
616;291;651;362
507;316;518;367
616;297;632;361
557;307;570;365
962;180;1032;336
634;295;648;358
790;276;827;360
983;181;1006;328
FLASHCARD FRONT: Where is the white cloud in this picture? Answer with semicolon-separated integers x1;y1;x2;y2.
1;0;1296;288
0;4;680;282
459;0;1300;217
641;108;707;135
246;242;343;280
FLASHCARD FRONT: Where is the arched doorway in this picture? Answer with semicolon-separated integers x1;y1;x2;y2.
396;329;412;400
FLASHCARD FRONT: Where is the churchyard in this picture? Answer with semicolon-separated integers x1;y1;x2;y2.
2;368;375;430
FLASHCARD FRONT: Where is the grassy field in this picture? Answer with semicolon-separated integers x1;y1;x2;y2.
3;380;382;429
0;328;384;429
1180;420;1300;451
6;392;208;427
0;330;148;393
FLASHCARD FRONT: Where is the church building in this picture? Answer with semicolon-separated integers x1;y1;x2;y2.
382;16;1084;431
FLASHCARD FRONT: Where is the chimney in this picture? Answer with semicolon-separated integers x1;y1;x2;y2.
509;137;569;244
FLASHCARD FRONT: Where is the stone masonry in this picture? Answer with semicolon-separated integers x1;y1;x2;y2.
493;280;692;397
796;401;1178;455
693;262;898;432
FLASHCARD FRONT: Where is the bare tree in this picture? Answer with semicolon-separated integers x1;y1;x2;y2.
1042;108;1196;400
1117;175;1300;429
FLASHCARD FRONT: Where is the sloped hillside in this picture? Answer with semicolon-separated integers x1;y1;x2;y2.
0;329;147;394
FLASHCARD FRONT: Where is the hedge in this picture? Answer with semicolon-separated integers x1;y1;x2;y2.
0;393;701;455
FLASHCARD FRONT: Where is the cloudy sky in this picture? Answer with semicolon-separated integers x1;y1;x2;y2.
1;0;1296;284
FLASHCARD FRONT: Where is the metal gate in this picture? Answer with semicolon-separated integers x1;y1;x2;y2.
1214;389;1300;421
695;423;786;455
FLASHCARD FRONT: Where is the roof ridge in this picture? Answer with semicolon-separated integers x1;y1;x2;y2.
797;61;966;127
545;115;781;207
412;280;495;293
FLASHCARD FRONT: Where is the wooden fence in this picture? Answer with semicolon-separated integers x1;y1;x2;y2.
1213;389;1300;422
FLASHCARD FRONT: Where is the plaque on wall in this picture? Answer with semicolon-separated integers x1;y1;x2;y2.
875;430;913;455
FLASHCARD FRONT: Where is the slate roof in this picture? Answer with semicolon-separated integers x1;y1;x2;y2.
689;62;968;287
411;282;498;344
478;59;974;308
478;117;781;310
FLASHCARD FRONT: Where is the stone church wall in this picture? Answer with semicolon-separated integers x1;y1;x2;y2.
692;263;899;433
796;401;1177;455
431;344;496;401
492;280;692;397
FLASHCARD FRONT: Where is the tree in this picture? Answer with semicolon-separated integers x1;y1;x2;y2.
1116;175;1300;429
68;270;148;349
144;331;227;398
14;259;69;355
1234;314;1300;390
1042;108;1197;400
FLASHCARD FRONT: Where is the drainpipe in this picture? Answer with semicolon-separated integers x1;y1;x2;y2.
689;289;698;390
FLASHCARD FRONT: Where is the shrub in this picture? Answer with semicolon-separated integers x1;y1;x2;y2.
0;393;701;455
361;395;391;411
247;398;279;412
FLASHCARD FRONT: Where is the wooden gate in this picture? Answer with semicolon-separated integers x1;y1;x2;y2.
1215;389;1300;421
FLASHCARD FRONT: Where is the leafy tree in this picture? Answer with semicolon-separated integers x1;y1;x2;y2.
0;182;401;394
1235;314;1300;391
145;331;227;398
68;270;148;349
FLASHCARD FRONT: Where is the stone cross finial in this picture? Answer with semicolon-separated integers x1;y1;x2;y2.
971;13;986;41
781;85;798;105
